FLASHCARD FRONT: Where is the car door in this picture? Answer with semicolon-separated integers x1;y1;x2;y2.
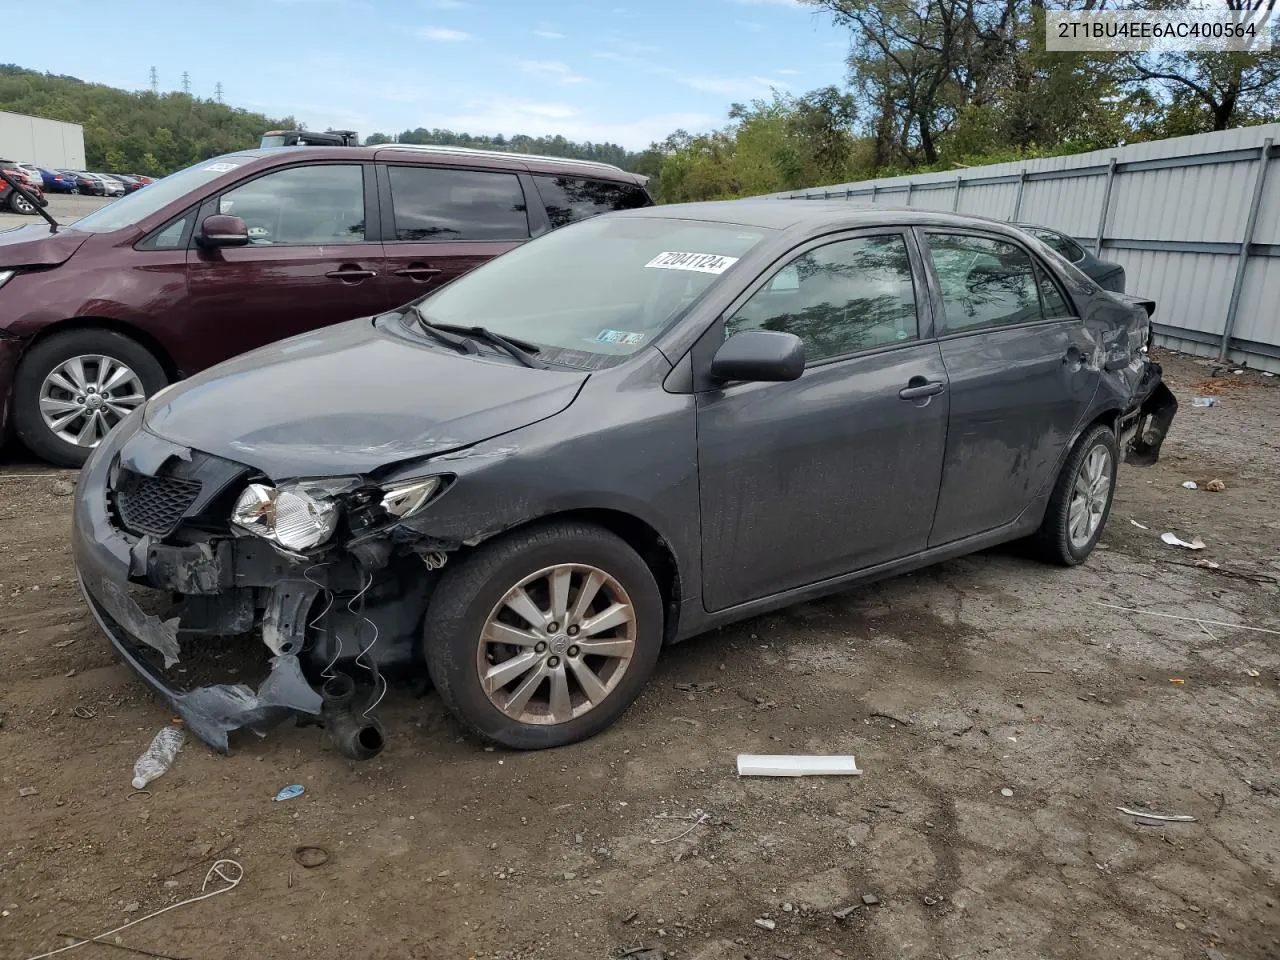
920;229;1100;547
695;230;950;612
377;163;531;308
184;162;386;369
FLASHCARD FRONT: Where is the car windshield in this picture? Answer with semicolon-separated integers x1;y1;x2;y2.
69;155;253;233
411;215;768;362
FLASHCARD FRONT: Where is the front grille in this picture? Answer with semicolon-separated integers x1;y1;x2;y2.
115;470;203;538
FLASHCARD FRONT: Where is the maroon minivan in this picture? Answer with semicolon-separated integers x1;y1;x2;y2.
0;145;652;466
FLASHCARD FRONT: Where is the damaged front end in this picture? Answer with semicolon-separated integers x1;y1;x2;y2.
72;412;452;757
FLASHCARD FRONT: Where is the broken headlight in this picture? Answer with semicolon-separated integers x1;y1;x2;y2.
379;476;444;520
231;482;340;551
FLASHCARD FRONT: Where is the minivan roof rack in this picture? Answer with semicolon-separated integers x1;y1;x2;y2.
378;143;631;176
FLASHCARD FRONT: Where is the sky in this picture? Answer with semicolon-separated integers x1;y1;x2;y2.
17;0;853;151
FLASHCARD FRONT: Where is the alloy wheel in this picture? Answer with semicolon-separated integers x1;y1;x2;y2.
476;563;637;725
1068;444;1112;550
38;355;147;448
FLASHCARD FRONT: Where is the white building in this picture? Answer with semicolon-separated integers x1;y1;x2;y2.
0;110;86;168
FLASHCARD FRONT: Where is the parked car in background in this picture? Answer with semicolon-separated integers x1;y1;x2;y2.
1016;223;1125;293
68;201;1172;757
38;168;78;193
66;171;108;196
108;174;146;194
14;163;46;190
0;144;652;465
1;161;48;214
92;174;127;197
128;174;157;185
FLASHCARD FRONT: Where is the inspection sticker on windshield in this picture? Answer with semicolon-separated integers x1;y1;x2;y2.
202;161;241;173
644;251;739;275
595;329;645;345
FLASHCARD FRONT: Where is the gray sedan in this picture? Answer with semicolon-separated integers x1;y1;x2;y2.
71;201;1173;759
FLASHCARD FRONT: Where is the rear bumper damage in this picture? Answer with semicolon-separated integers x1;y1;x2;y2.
72;414;434;756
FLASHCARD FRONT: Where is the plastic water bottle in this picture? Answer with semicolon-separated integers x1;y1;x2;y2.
131;726;184;790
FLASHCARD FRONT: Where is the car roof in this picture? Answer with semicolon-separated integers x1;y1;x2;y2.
223;145;649;185
611;198;1037;235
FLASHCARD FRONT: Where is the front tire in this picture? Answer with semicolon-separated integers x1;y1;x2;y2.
423;521;664;749
1031;423;1118;566
7;191;35;215
13;330;167;467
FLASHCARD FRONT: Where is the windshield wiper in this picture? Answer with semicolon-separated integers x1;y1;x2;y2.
411;305;478;355
423;320;547;369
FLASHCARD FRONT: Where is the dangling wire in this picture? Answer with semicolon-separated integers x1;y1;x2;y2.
303;562;342;680
347;568;386;719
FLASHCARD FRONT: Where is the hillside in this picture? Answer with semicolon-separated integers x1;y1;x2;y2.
0;64;292;174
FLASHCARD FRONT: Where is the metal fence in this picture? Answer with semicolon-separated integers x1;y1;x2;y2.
768;123;1280;373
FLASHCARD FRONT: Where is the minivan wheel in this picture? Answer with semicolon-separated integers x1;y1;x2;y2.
1031;423;1118;566
8;191;36;215
13;330;168;467
423;521;664;749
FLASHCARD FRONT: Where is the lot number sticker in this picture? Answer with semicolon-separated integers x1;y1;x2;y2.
644;251;739;275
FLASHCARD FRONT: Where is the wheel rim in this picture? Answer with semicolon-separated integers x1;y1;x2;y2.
1068;444;1112;550
38;355;147;448
16;196;33;213
476;563;637;726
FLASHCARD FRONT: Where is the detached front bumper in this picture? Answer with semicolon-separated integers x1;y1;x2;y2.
71;412;323;752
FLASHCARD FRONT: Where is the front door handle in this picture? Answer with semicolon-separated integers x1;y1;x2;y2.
899;379;946;401
394;265;444;281
325;265;378;282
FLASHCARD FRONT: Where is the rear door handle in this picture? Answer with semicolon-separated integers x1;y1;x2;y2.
325;266;378;282
394;266;443;280
899;380;946;401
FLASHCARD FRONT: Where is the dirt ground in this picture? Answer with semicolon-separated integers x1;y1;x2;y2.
1;351;1278;960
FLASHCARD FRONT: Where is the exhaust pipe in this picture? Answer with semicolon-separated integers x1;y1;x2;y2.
320;673;385;761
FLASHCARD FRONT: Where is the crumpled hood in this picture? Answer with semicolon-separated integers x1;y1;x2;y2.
0;224;90;268
144;317;588;477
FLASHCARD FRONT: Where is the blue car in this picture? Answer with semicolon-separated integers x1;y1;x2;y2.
39;168;78;193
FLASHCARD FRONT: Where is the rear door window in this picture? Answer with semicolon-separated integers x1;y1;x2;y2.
532;175;651;229
926;234;1045;333
217;164;367;245
387;166;530;241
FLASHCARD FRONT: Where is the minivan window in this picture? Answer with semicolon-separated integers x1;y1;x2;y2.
68;156;253;233
387;166;530;241
533;175;650;229
412;215;766;360
218;165;366;244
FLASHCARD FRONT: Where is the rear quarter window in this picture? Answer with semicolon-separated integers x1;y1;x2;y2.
533;175;651;229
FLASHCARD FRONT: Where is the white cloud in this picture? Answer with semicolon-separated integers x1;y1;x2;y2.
431;96;716;149
423;0;469;7
736;19;764;31
518;60;590;85
534;28;564;39
417;26;471;41
775;68;801;75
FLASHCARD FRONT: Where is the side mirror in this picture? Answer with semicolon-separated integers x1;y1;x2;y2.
709;330;805;384
197;214;250;249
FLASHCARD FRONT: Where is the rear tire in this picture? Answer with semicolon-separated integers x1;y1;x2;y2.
13;329;168;467
423;521;664;750
1031;423;1118;566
